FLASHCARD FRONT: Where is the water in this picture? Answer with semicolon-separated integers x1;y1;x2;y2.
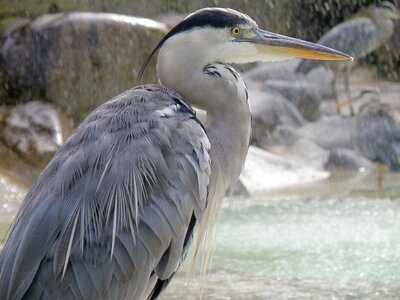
160;173;400;300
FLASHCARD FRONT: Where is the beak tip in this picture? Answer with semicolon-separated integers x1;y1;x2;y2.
334;49;352;61
333;51;352;61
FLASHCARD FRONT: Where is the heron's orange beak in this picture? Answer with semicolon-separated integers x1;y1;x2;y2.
385;9;400;20
250;28;352;61
335;98;357;109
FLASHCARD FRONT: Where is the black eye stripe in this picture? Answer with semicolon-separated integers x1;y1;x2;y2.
167;9;248;39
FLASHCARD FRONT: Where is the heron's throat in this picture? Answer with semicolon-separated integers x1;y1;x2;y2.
156;30;252;190
157;42;251;192
156;42;214;109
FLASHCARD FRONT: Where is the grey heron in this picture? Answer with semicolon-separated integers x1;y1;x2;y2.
0;7;350;299
340;89;400;189
296;1;400;113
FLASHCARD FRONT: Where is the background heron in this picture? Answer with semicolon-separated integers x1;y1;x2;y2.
0;7;350;299
296;1;400;113
338;89;400;189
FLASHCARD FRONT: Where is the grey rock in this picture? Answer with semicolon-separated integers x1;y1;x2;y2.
243;60;300;82
266;126;330;170
240;145;329;194
305;67;335;98
296;115;357;151
264;125;300;146
1;101;73;168
244;60;335;100
263;79;321;121
326;147;374;171
1;12;167;122
320;100;341;116
249;88;305;146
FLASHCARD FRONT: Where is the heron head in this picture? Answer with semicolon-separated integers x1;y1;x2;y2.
336;88;380;110
138;8;351;81
192;8;352;64
374;1;400;19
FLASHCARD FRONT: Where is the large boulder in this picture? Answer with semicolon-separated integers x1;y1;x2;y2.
1;101;73;169
1;13;167;122
264;126;330;170
249;88;305;146
304;67;335;99
240;146;329;194
243;60;335;98
243;60;300;83
325;147;374;171
263;124;372;172
296;115;357;150
263;79;322;121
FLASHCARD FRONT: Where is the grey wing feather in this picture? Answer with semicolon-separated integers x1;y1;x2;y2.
296;18;381;73
0;84;211;299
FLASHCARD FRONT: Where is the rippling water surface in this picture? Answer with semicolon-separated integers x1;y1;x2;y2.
161;172;400;300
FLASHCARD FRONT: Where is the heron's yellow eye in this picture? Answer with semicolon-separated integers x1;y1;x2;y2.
231;26;241;36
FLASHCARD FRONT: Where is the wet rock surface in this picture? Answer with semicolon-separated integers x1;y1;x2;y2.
264;126;331;171
263;80;322;122
246;60;400;174
296;115;358;151
1;101;73;170
240;146;329;194
1;12;167;122
244;60;300;83
325;147;374;171
249;89;305;147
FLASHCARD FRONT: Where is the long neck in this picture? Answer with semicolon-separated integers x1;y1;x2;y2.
157;32;251;192
204;104;251;192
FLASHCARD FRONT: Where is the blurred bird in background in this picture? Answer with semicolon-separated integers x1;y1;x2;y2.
338;89;400;189
296;1;400;114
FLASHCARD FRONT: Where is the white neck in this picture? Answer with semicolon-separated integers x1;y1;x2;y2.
157;29;251;191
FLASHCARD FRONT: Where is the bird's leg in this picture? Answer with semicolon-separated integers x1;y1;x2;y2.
376;162;385;192
344;65;355;116
333;69;341;115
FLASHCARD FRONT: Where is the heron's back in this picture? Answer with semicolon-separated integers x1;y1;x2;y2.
0;84;211;299
354;101;400;171
296;18;382;74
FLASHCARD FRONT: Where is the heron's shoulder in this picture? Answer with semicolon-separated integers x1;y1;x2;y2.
72;84;206;141
92;84;196;119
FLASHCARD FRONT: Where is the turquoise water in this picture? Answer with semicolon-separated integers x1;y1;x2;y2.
161;173;400;299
